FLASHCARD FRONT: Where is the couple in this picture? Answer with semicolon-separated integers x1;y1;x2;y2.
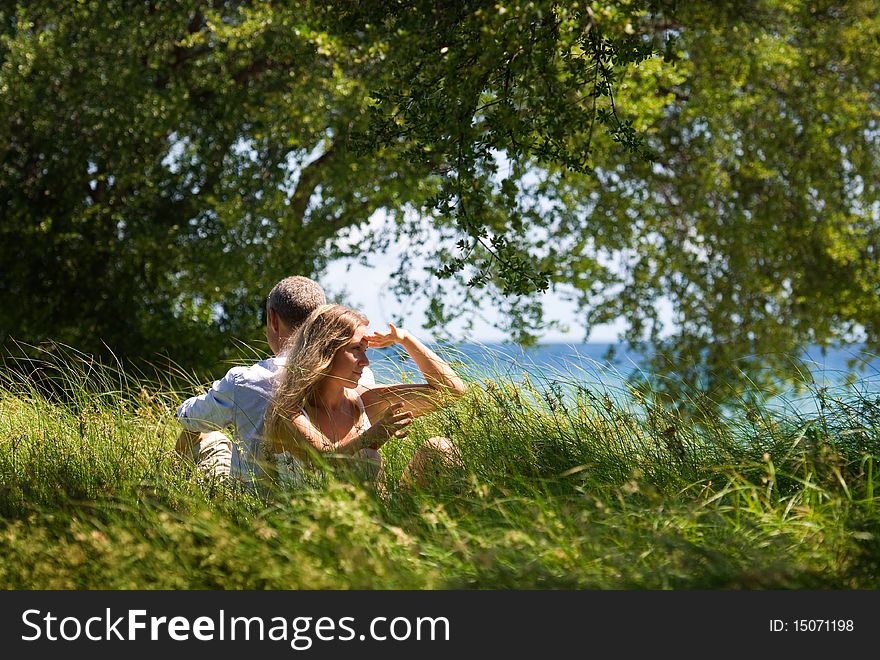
176;276;466;491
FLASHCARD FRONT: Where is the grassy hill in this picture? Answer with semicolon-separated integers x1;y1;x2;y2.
1;350;878;589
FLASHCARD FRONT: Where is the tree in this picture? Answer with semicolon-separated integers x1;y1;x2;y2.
0;0;652;368
551;1;880;402
1;1;878;402
344;0;880;403
0;0;443;369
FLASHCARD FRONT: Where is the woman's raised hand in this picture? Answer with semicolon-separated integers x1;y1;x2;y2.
366;323;408;348
363;402;413;449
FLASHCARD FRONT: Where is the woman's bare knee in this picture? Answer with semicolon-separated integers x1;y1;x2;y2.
402;436;462;488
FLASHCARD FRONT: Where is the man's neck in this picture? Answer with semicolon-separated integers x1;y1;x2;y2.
271;336;291;358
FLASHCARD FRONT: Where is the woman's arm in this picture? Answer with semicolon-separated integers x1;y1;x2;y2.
359;383;444;419
360;325;468;419
269;404;414;459
368;325;467;395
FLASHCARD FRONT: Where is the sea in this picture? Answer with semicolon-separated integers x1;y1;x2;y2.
365;342;880;414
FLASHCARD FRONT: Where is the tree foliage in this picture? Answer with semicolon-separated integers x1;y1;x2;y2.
565;0;880;400
1;0;878;399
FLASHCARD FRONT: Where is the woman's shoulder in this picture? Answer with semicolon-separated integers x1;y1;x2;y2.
345;388;367;410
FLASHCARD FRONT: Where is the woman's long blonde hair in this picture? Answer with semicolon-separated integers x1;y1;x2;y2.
265;304;368;453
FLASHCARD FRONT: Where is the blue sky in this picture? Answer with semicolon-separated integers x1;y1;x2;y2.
323;254;630;344
319;208;675;345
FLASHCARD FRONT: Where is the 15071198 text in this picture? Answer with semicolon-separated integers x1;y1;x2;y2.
769;619;854;632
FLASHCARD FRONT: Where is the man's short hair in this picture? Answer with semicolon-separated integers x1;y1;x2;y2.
266;276;326;330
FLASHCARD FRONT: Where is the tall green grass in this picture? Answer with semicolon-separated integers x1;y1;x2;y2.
0;346;878;588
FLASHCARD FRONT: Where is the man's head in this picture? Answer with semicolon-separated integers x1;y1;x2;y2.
265;276;326;355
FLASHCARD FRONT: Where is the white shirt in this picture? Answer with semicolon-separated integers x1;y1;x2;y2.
177;356;375;484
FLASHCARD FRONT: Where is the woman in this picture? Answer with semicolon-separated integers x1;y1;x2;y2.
264;304;467;489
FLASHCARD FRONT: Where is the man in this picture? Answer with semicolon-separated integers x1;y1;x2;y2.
175;275;374;487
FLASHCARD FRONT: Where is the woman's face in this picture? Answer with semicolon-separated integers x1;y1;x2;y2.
327;323;370;387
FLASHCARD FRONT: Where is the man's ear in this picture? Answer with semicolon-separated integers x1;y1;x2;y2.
267;307;279;333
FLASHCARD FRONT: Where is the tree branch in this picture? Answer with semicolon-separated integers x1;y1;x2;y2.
289;143;340;226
